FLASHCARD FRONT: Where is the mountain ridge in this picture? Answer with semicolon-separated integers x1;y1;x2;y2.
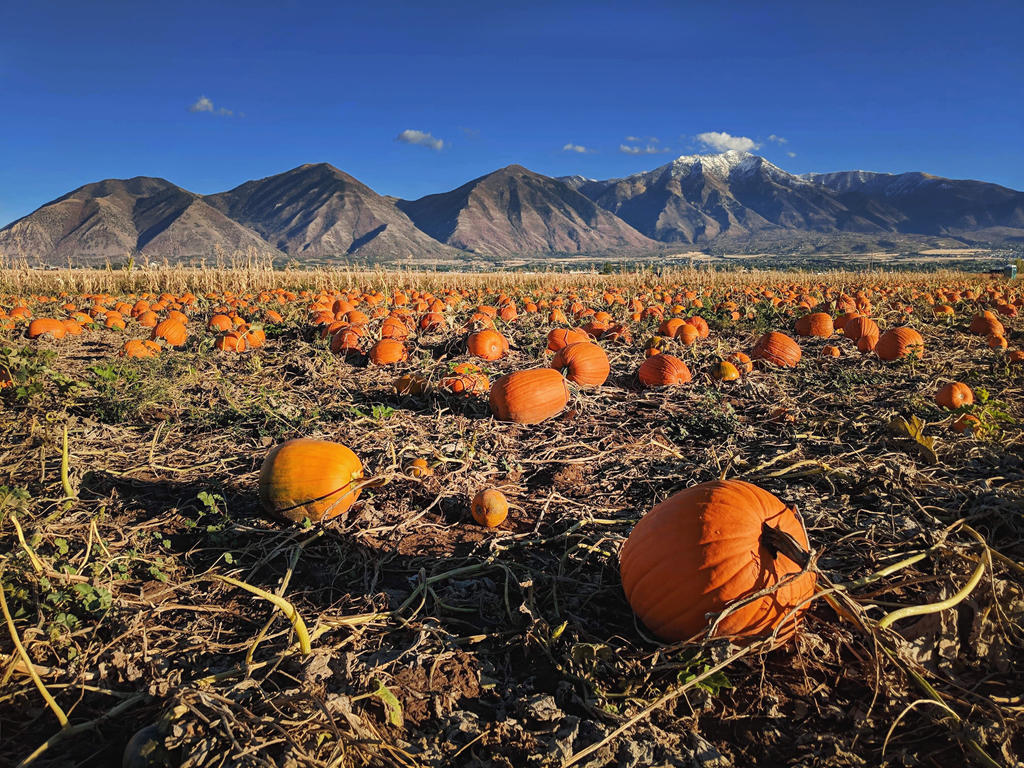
2;153;1022;265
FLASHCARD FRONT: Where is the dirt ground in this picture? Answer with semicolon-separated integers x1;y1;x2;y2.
1;270;1022;767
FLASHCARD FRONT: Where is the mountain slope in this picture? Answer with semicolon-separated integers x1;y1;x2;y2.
0;178;275;265
397;165;659;257
205;164;463;260
563;150;895;243
803;170;1024;238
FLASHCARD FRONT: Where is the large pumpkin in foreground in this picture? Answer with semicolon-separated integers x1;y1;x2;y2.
619;479;815;643
259;439;364;523
490;368;569;424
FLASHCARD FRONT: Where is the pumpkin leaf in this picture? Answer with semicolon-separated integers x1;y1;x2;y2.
570;643;614;664
886;415;939;464
368;679;403;727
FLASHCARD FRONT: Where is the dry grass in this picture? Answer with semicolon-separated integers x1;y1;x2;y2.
0;268;1022;767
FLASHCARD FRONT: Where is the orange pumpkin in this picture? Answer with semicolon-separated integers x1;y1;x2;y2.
874;327;924;361
637;355;692;387
935;382;974;409
368;339;408;365
467;329;509;361
441;362;490;395
728;352;753;373
258;438;364;523
550;342;609;388
969;312;1004;337
751;332;802;367
152;318;187;347
471;489;509;528
546;327;589;353
27;318;66;340
490;369;569;424
676;323;699;346
619;479;815;643
794;312;834;338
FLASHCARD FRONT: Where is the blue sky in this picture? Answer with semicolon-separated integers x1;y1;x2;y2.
2;0;1022;225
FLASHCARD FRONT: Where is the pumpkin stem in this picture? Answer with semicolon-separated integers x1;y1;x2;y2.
760;522;812;569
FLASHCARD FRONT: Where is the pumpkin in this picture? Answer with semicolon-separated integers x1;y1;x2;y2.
685;315;710;339
842;316;878;345
821;344;841;358
952;414;982;434
471;489;509;528
330;325;365;355
935;382;974;409
969;312;1004;337
258;438;364;523
441;362;490;395
27;318;66;340
467;329;509;361
408;458;433;478
215;331;247;352
658;318;686;337
874;327;924;361
751;332;802;367
637;355;692;387
119;339;161;358
152;318;187;347
728;352;753;373
987;334;1008;350
490;369;569;424
368;339;408;365
546;327;589;353
394;373;429;395
551;342;609;388
710;361;741;381
208;314;233;332
619;479;815;643
676;323;699;346
794;312;834;338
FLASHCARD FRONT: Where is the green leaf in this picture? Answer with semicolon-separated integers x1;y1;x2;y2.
369;679;403;727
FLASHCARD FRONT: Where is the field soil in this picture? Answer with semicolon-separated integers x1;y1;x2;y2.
0;268;1022;768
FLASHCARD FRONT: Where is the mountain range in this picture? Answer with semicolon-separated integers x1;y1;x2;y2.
2;151;1022;265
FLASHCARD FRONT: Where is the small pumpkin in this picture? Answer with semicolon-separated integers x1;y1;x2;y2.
441;362;490;395
471;489;509;528
935;382;974;409
259;438;364;523
710;361;740;382
467;329;510;361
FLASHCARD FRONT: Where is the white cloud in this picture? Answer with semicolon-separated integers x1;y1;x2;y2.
768;134;788;144
396;129;444;151
189;96;234;116
696;131;761;153
624;135;641;142
787;151;797;158
625;135;660;144
562;143;593;154
619;143;669;155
